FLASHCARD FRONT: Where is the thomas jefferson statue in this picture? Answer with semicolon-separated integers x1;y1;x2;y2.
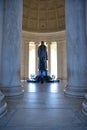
38;41;48;71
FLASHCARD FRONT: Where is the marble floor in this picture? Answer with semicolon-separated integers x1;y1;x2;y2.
0;80;87;130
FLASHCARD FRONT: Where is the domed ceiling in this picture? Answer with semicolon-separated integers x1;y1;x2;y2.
23;0;65;32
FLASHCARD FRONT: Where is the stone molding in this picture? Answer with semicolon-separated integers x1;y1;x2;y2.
0;85;24;97
22;30;66;42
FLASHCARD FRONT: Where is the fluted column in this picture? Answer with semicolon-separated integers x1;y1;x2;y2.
21;40;29;80
47;42;51;73
24;41;29;80
0;0;3;83
21;39;25;80
61;40;67;80
0;0;24;97
64;0;87;97
35;42;39;74
82;0;87;115
57;41;62;80
0;0;7;118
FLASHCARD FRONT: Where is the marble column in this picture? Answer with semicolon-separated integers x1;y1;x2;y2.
47;42;51;73
64;0;87;97
82;0;87;115
21;39;25;80
0;0;24;97
0;0;7;118
21;39;29;80
57;41;62;80
24;41;29;80
35;43;38;74
61;40;67;80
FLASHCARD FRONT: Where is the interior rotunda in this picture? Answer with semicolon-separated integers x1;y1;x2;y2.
0;0;87;130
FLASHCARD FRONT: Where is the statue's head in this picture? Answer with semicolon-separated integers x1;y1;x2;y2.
41;41;44;45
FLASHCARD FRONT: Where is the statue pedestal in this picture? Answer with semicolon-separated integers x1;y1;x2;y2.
27;70;59;83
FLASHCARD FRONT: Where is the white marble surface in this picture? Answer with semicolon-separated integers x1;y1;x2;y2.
82;94;87;115
0;0;23;96
65;0;87;97
0;0;3;82
0;0;7;118
0;81;87;130
0;91;7;118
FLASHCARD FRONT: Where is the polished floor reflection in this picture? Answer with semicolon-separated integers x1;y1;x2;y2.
23;81;66;93
0;81;87;130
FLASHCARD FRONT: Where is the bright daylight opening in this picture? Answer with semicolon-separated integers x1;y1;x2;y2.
28;41;58;79
28;42;36;79
50;42;57;79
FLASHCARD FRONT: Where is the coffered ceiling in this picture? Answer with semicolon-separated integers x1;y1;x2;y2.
22;0;65;32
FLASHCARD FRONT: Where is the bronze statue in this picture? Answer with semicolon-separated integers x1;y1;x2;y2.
27;41;59;83
38;41;48;71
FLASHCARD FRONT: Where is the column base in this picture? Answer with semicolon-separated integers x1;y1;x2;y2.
0;85;24;97
64;85;87;98
0;91;7;118
82;94;87;116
